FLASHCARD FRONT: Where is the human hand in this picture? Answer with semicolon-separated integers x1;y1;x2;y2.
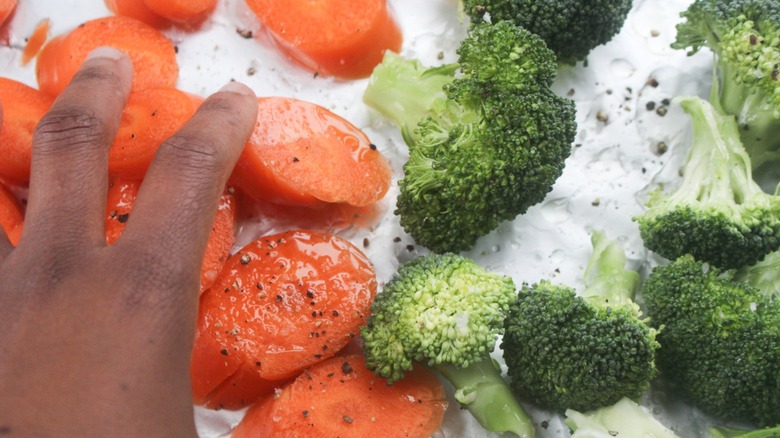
0;47;258;437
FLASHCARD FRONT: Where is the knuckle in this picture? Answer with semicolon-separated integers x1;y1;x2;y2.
33;106;109;156
157;132;229;173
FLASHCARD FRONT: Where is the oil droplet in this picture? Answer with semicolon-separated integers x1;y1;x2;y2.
539;197;572;224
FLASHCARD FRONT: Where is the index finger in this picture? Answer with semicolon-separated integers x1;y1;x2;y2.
117;82;257;280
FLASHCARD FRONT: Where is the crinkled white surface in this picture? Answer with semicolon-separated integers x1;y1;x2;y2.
1;0;727;436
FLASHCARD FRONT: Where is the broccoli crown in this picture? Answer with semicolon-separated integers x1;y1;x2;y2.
361;253;516;383
672;0;780;170
642;254;780;425
501;231;659;412
461;0;633;65
365;20;576;253
634;96;780;269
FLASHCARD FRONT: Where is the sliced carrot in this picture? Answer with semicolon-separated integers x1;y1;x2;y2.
21;18;50;66
232;354;448;438
105;178;237;292
104;0;170;28
109;87;197;179
0;77;55;183
142;0;216;24
244;0;402;79
0;0;16;28
0;181;23;246
190;230;377;410
35;16;178;97
230;97;392;208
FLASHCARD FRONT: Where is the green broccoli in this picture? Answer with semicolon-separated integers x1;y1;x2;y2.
710;424;780;438
633;95;780;269
460;0;633;65
501;230;659;412
360;253;535;437
363;20;576;254
672;0;780;174
565;397;680;438
642;254;780;426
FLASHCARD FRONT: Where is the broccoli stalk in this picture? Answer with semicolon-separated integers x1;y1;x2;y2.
642;254;780;425
564;397;681;438
363;20;576;254
501;231;659;412
710;425;780;438
460;0;633;65
634;95;780;269
672;0;780;176
361;253;535;437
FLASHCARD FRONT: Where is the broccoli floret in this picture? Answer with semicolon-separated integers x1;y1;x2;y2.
461;0;633;65
363;20;576;254
633;95;780;269
672;0;780;175
501;231;659;412
361;253;535;437
642;254;780;426
565;397;680;438
710;424;780;438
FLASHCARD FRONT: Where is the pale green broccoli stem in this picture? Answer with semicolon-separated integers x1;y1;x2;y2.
709;424;780;438
735;250;780;299
659;96;765;216
715;62;780;171
363;52;457;144
565;398;680;438
436;358;536;438
580;230;639;308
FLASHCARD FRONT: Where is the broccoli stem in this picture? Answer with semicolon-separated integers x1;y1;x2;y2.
579;230;640;307
709;425;780;438
716;63;780;171
435;357;536;438
363;52;457;145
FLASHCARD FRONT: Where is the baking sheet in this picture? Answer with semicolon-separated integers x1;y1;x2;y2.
1;0;724;436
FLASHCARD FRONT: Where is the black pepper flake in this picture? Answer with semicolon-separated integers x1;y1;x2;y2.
363;237;369;248
276;295;283;302
313;72;319;79
773;68;778;81
130;133;136;139
236;28;253;38
647;78;659;88
310;301;316;306
293;157;300;162
117;213;130;223
341;361;353;374
393;236;402;242
541;420;549;429
343;416;353;424
255;361;261;367
646;101;656;111
332;310;339;317
302;410;309;418
369;143;377;150
109;210;118;219
220;349;229;356
306;290;315;299
151;109;158;116
256;283;263;290
750;34;758;45
174;45;179;54
314;354;322;359
322;345;328;351
312;311;318;317
406;244;415;252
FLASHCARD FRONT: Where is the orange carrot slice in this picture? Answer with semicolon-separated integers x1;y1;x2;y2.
21;18;50;66
104;0;169;28
0;181;23;246
35;16;178;97
105;178;236;292
231;97;392;208
0;0;16;28
244;0;402;79
109;87;197;179
190;230;377;410
0;77;54;183
142;0;216;24
232;354;448;438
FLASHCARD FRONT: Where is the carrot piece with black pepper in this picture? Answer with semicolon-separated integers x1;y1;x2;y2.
0;181;23;246
190;230;377;410
244;0;402;79
104;178;237;292
109;86;198;179
230;97;392;208
0;77;54;183
35;16;178;97
231;354;448;438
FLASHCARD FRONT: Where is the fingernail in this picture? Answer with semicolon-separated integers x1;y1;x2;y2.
86;46;127;61
219;81;255;97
